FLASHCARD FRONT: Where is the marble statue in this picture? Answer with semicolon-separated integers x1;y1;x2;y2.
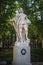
11;8;32;65
11;8;31;43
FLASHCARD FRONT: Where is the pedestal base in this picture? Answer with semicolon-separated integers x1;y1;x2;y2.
13;42;32;65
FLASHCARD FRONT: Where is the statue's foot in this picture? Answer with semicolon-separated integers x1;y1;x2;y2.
26;38;30;43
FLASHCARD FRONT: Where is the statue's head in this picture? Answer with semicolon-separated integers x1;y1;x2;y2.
18;8;24;13
10;8;23;22
10;7;31;25
17;7;31;24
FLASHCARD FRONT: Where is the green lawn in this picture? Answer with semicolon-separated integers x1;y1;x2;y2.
0;48;43;62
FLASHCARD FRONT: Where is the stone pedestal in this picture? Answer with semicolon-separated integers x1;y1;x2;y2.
13;41;32;65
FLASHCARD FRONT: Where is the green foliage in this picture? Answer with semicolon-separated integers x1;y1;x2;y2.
0;0;17;44
0;0;43;47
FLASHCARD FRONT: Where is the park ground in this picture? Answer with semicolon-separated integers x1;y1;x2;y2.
0;48;43;65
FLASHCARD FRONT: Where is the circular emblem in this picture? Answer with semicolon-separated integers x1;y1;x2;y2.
21;48;26;55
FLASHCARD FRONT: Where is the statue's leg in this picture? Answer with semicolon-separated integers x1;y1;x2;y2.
16;34;18;42
24;25;28;40
16;32;21;42
19;25;22;42
26;29;28;40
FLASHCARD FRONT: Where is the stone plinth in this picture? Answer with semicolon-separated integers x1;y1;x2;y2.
13;41;32;65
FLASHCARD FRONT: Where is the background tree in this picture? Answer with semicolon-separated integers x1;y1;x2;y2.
0;0;43;48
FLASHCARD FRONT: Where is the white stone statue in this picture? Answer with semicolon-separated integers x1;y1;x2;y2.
10;8;31;43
